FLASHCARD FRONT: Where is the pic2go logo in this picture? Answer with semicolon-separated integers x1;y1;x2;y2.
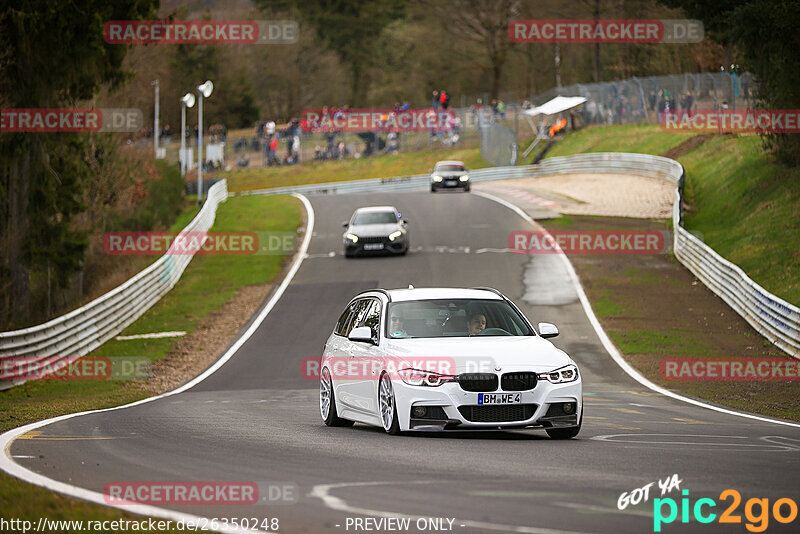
653;489;798;532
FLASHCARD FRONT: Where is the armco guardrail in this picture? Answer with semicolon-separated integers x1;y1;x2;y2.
235;153;798;358
517;153;798;358
0;180;229;389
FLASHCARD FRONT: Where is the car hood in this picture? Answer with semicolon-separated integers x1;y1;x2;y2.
346;223;401;237
381;335;572;373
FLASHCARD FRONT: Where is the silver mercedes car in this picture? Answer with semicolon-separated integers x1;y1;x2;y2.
343;206;409;257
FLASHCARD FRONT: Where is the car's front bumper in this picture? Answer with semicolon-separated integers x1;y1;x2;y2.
344;237;407;256
344;236;406;255
431;179;469;190
392;377;582;431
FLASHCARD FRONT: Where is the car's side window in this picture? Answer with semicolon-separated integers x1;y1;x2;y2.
343;300;368;337
335;299;365;336
358;299;382;339
349;299;373;333
334;305;352;336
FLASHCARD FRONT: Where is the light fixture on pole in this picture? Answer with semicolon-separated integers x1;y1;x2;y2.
196;80;214;204
151;80;159;158
179;93;195;177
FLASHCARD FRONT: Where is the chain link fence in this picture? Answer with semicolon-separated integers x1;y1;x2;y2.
533;71;756;127
477;71;756;166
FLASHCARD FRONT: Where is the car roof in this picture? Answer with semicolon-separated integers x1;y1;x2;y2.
435;160;464;167
373;287;505;302
353;205;397;213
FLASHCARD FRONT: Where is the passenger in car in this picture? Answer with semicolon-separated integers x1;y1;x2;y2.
467;313;487;336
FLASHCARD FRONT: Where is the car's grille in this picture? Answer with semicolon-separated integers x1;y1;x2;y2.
458;404;537;423
501;372;537;391
359;236;387;244
457;373;498;392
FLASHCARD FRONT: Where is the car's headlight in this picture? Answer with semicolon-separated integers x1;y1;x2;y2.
537;364;579;384
432;175;443;182
345;233;359;243
459;175;469;182
388;230;403;241
398;368;455;387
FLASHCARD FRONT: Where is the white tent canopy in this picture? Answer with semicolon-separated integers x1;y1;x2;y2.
523;95;587;117
521;95;588;161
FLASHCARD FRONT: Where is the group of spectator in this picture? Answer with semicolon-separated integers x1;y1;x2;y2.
256;118;301;166
432;90;451;110
468;97;507;126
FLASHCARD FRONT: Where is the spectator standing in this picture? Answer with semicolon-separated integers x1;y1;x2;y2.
269;135;279;166
432;90;440;111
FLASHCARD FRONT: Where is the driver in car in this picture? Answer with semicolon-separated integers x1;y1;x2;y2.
390;310;409;337
467;312;486;336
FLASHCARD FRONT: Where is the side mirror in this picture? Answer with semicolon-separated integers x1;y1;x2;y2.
348;326;376;344
342;221;349;228
538;322;559;338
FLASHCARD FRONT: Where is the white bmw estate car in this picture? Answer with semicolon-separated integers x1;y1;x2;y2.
319;287;583;438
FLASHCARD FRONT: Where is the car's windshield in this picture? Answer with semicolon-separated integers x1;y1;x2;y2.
386;299;534;338
435;165;465;172
352;211;397;225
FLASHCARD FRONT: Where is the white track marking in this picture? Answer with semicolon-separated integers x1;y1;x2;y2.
476;247;511;254
473;190;800;429
590;433;797;451
310;481;597;534
0;193;316;534
115;331;186;340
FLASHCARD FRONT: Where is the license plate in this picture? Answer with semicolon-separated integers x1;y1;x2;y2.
478;393;521;405
445;180;456;186
363;243;384;250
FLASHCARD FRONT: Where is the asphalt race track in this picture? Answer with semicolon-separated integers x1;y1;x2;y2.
7;191;800;534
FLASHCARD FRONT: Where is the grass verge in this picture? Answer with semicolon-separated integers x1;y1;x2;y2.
221;145;487;193
540;125;799;421
0;194;301;530
546;123;699;158
546;124;800;304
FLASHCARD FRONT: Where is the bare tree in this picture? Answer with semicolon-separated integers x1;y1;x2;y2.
425;0;521;100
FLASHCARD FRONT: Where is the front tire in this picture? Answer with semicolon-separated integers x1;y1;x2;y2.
320;367;354;427
378;373;401;435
